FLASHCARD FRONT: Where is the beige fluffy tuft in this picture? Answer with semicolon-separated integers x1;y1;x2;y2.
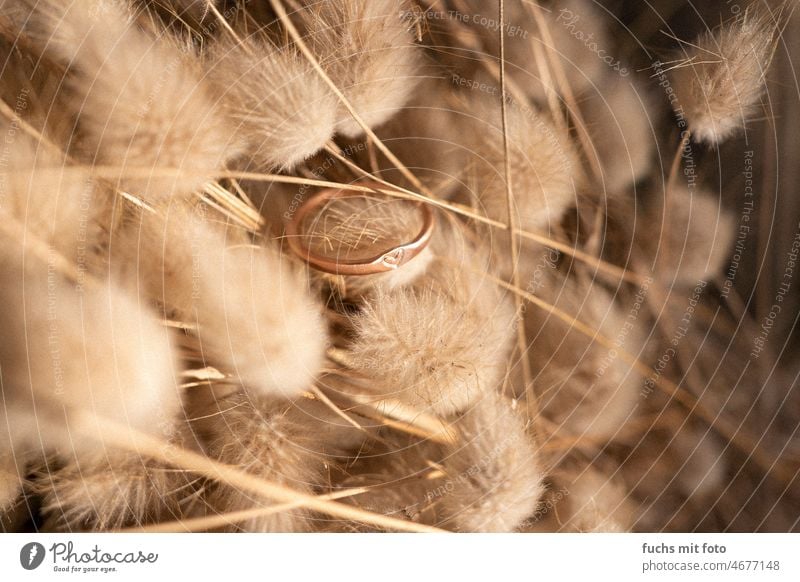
372;77;471;198
526;273;645;443
640;186;736;286
447;0;612;105
525;464;636;532
348;226;516;416
439;393;545;532
333;434;445;531
10;0;239;201
148;0;216;24
671;428;727;499
0;120;110;265
580;76;656;195
113;205;327;398
299;0;422;136
205;38;338;170
463;96;580;233
671;9;777;144
192;391;361;532
37;425;201;532
0;248;181;456
0;454;22;514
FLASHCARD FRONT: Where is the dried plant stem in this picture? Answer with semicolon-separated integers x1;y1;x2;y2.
666;131;691;195
499;0;536;412
756;111;776;333
323;352;459;446
204;181;264;231
287;154;511;231
228;178;259;213
60;160;728;341
660;131;691;271
316;376;458;446
308;385;368;433
581;204;604;259
520;229;636;283
206;2;254;56
527;25;570;138
0;216;83;284
0;102;254;233
524;1;602;181
73;412;443;533
49;161;735;346
0;98;63;156
121;487;369;533
0;98;155;212
538;410;686;453
716;276;773;369
365;136;380;174
199;188;256;231
642;276;735;426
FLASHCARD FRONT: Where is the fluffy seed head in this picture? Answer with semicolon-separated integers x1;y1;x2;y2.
621;424;728;530
439;393;545;532
0;454;21;513
580;76;656;196
525;465;635;532
298;191;433;297
348;225;516;416
299;0;422;136
113;204;327;399
464;95;580;233
11;0;239;201
640;186;736;286
372;77;471;198
0;247;181;455
37;425;201;532
452;0;612;104
672;428;727;499
670;9;777;144
205;38;338;170
0;120;110;263
526;273;645;442
333;434;445;531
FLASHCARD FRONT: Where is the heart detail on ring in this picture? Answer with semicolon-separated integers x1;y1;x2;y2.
381;247;406;268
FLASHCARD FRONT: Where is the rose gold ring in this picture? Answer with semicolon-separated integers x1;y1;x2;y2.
285;182;435;276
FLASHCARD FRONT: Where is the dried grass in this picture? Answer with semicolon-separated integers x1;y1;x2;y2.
0;0;796;534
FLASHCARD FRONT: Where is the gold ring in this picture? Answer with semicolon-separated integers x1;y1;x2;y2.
285;182;435;276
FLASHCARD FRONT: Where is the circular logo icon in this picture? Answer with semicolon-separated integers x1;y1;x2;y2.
20;542;46;570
